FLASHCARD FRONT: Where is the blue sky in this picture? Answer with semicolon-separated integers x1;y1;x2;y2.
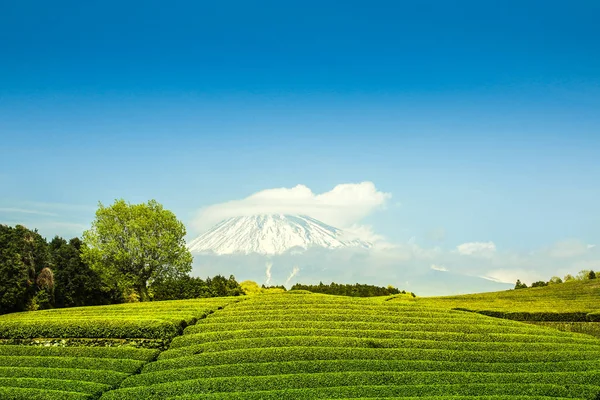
1;1;599;289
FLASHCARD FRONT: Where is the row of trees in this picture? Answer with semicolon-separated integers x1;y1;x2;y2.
515;269;597;289
290;282;414;297
0;199;244;315
0;225;112;314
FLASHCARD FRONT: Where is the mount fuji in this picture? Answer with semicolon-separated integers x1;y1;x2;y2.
188;214;372;255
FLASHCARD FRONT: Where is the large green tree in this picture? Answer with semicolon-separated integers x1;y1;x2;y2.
82;199;193;301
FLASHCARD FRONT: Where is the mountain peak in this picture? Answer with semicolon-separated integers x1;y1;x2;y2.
188;214;371;255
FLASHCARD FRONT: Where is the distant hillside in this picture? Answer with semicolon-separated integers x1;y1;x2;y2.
395;279;600;338
411;279;599;314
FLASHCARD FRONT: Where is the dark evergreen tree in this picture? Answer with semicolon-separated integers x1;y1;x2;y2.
588;270;596;280
50;237;113;307
514;279;528;289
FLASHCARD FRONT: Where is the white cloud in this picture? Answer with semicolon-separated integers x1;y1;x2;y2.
192;182;391;234
482;269;542;285
341;224;394;248
588;244;597;249
284;266;300;286
0;207;59;216
548;239;592;258
456;241;497;257
264;261;272;285
430;264;448;272
192;236;600;295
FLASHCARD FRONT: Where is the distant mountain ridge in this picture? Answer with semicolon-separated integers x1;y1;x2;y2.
188;214;372;255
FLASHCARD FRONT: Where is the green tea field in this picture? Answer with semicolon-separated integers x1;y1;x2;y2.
1;282;600;399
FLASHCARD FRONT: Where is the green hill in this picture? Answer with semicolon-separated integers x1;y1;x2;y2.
0;283;600;399
411;279;600;314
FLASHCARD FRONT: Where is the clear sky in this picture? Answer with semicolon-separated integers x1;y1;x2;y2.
1;1;599;290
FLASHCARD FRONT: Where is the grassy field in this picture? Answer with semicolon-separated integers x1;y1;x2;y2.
1;282;599;399
404;279;600;337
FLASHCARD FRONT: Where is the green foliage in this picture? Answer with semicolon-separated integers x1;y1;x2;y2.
514;279;528;289
291;282;403;297
50;236;115;307
151;275;243;301
3;275;600;400
548;276;563;285
240;281;262;295
589;270;597;280
99;293;600;399
82;199;193;301
0;318;182;340
0;345;158;361
413;279;600;315
261;284;287;291
0;387;91;400
0;345;163;399
0;355;146;373
102;385;600;400
530;322;600;339
0;225;50;314
0;297;235;339
530;281;548;288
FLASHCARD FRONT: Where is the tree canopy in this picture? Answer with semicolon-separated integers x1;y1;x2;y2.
291;282;408;297
82;199;193;301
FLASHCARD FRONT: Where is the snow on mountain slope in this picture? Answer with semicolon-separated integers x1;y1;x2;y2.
188;214;372;255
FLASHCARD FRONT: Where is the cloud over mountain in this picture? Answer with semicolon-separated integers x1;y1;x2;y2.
191;181;391;235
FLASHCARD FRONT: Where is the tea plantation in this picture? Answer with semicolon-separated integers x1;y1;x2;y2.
1;284;600;399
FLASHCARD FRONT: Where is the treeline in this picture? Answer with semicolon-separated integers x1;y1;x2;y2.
0;224;243;315
290;282;414;297
515;269;597;289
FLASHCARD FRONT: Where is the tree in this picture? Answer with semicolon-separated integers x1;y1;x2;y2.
82;199;193;301
530;280;548;288
50;237;114;307
548;276;563;285
576;270;592;280
0;224;52;314
588;270;596;280
564;274;575;282
514;279;528;289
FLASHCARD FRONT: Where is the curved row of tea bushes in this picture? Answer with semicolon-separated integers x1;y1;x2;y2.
0;345;159;400
104;374;600;399
0;298;238;340
168;392;581;400
121;359;600;388
159;335;600;359
0;298;243;399
103;293;600;399
170;327;597;348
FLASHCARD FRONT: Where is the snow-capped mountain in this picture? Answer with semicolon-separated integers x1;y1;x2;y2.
188;214;372;255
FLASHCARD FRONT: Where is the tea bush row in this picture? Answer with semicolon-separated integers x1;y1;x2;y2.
0;377;109;396
184;320;571;335
0;356;145;373
144;346;600;373
170;327;593;349
0;387;91;400
0;319;182;340
0;366;127;386
102;372;600;399
159;335;600;360
0;345;158;360
121;358;600;388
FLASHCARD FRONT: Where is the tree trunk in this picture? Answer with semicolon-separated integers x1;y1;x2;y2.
137;283;149;302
